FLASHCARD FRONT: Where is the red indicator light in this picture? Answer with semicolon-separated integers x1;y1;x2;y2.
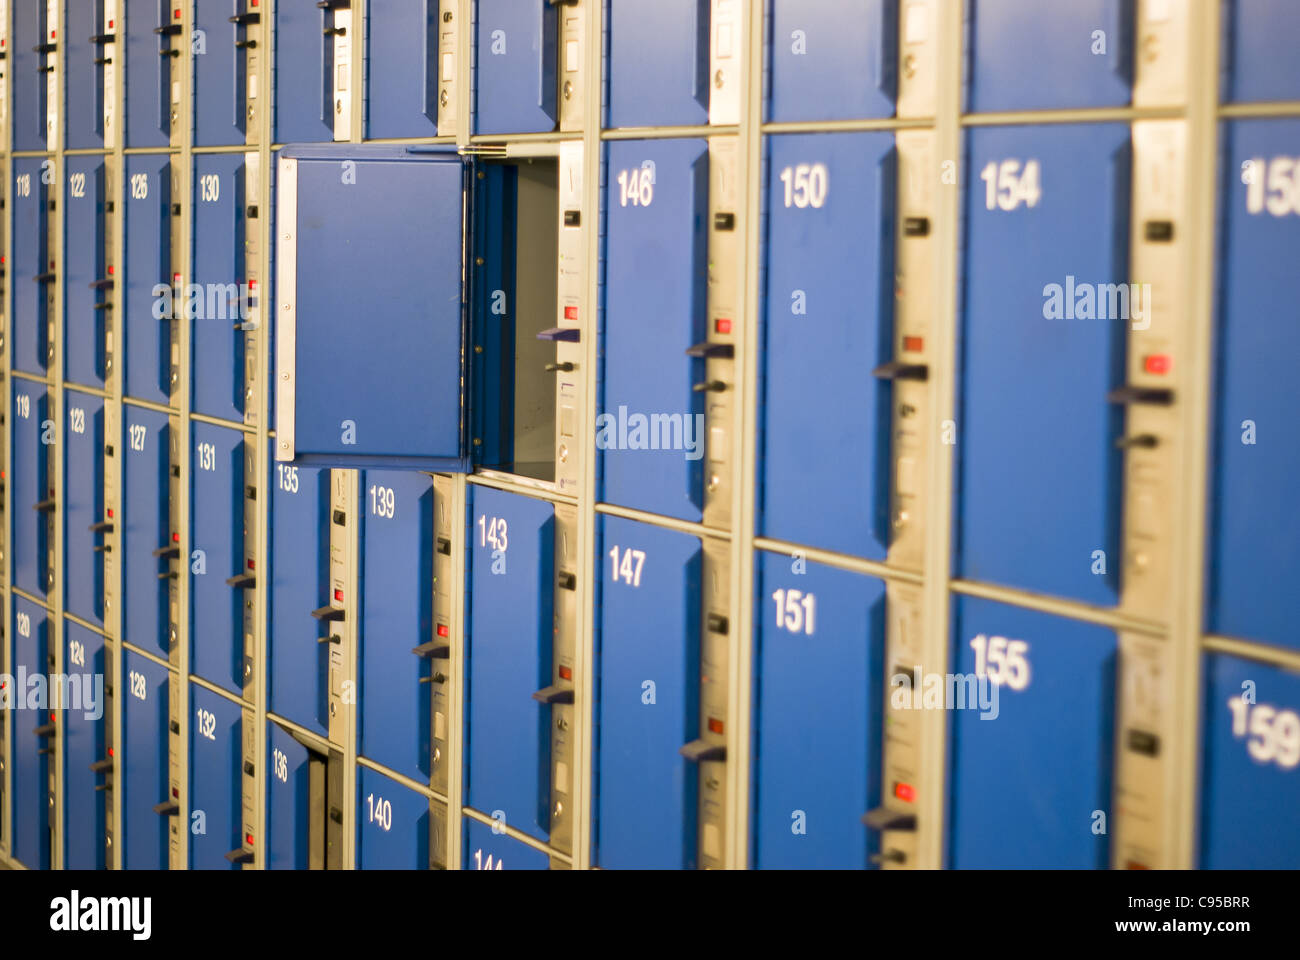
108;265;115;275
107;509;114;518
1144;354;1172;375
708;717;724;735
51;713;57;723
563;305;578;321
436;624;449;638
247;559;255;570
174;9;182;20
108;748;114;757
246;833;255;846
50;30;57;40
173;273;181;283
172;532;180;542
248;279;257;290
715;318;732;334
172;787;179;799
1126;860;1149;870
559;665;572;681
894;782;916;803
334;588;344;602
109;21;114;29
903;336;924;353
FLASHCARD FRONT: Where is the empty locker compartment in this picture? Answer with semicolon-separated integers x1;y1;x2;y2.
464;817;550;870
12;381;52;599
466;486;555;844
948;596;1116;868
356;765;430;869
759;131;895;559
364;0;439;139
957;123;1130;607
63;621;109;870
191;153;247;423
12;156;50;377
1223;0;1300;103
65;0;107;149
267;721;335;869
272;0;340;144
594;515;701;869
123;0;177;148
123;154;172;405
767;0;896;122
64;389;107;627
192;0;260;147
188;683;244;869
358;470;434;784
10;596;51;869
269;457;330;737
1207;118;1300;652
189;421;247;695
122;406;171;656
473;0;558;135
120;648;169;869
605;0;709;128
751;551;884;869
64;157;110;389
11;0;46;150
965;0;1132;112
1200;653;1300;869
600;139;709;522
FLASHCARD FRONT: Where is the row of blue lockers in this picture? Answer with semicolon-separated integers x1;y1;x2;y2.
11;113;1300;641
7;478;1297;869
6;0;1300;152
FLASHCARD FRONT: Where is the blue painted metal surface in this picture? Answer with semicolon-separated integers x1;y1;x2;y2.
124;0;174;148
191;153;247;423
124;154;172;404
11;596;51;869
273;0;335;144
606;0;709;128
65;157;108;388
12;0;47;151
366;0;439;138
64;389;107;627
192;0;247;146
121;649;170;869
266;722;313;870
473;0;557;134
1223;0;1300;103
66;0;107;149
188;682;244;869
463;818;549;869
63;621;109;870
357;765;430;869
12;381;50;598
122;406;171;655
12;156;49;377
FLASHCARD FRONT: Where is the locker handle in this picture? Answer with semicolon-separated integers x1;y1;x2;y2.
316;0;352;8
317;634;342;645
38;748;55;756
33;724;57;738
235;40;257;49
412;641;451;659
159;49;180;58
1107;385;1174;407
225;848;254;865
557;571;576;591
32;43;57;54
153;801;180;816
152;545;180;559
1116;434;1159;450
548;0;579;5
679;739;725;763
863;806;916;832
34;272;57;284
692;381;727;393
685;342;734;359
537;327;580;343
532;685;574;705
229;13;262;25
323;26;347;37
90;33;116;44
157;571;178;580
226;573;256;589
94;784;111;792
33;498;57;513
94;57;113;66
545;362;575;373
871;361;928;382
94;545;112;554
436;537;451;555
90;278;116;290
154;24;183;36
94;302;114;311
311;605;345;622
89;758;113;774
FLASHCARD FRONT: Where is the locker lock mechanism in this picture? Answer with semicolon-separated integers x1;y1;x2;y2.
872;361;929;382
680;739;726;763
863;806;917;832
533;685;574;705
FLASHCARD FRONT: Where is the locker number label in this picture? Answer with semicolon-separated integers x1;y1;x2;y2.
608;545;646;587
196;441;217;472
70;407;86;435
16;611;31;638
771;589;816;635
130;173;149;200
369;485;396;519
472;848;504;870
478;515;507;551
199;173;221;203
366;793;393;832
128;670;148;701
272;747;289;783
69;638;86;668
1227;699;1300;769
16;173;31;197
277;464;299;494
196;707;217;741
616;167;655;207
779;163;829;209
969;634;1031;691
129;423;148;451
16;393;31;419
1244;157;1300;217
69;172;86;198
980;159;1042;211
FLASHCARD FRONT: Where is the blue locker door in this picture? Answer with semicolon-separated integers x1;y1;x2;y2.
189;683;243;869
595;516;701;869
192;154;246;422
12;156;50;376
473;0;557;134
64;390;107;626
66;0;106;148
272;0;334;143
466;487;554;843
1208;119;1300;652
760;132;894;558
966;0;1132;112
269;459;330;736
12;1;46;150
606;0;709;128
949;597;1116;868
12;382;50;598
464;818;550;870
266;723;312;870
124;0;173;148
365;0;438;138
11;598;50;869
357;766;430;870
1224;0;1300;103
122;406;171;655
601;139;708;522
752;552;884;869
767;0;896;122
1200;654;1300;868
190;422;245;695
958;124;1130;606
284;150;467;468
359;470;434;783
65;158;108;388
64;622;108;870
124;155;172;404
121;649;169;869
193;0;246;146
